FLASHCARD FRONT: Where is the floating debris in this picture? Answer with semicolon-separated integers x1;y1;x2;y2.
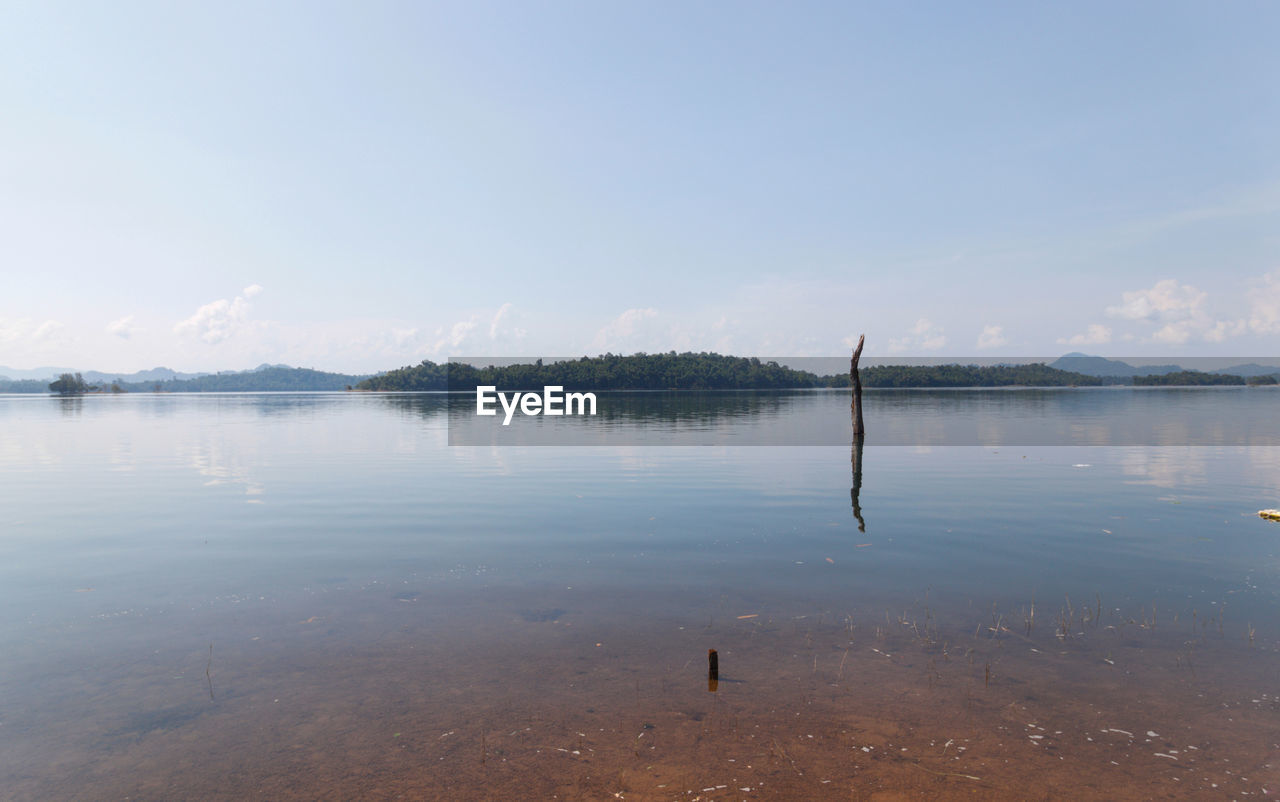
1258;509;1280;522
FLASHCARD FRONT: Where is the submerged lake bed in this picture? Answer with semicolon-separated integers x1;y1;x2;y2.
1;390;1278;799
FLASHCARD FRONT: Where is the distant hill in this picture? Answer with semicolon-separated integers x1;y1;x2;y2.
1;364;372;393
1050;354;1280;382
1049;354;1184;378
0;365;210;383
121;366;370;392
82;367;211;384
1207;362;1280;378
0;365;80;381
0;378;52;393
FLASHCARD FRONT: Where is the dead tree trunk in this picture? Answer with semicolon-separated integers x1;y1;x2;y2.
850;334;866;530
850;334;865;437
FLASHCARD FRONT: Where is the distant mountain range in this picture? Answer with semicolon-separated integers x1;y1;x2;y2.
0;364;199;382
1049;353;1280;379
0;363;371;392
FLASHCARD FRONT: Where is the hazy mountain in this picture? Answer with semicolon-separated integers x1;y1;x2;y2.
1049;354;1184;378
1209;363;1280;378
0;365;78;381
126;366;370;392
81;367;211;384
0;365;211;383
1;364;371;392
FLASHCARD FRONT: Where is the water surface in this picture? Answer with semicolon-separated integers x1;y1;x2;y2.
1;391;1278;799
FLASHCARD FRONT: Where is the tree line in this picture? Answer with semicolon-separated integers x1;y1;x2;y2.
355;353;1122;391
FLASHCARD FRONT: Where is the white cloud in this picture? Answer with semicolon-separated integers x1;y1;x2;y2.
1103;278;1245;344
1105;279;1205;321
1056;324;1112;346
106;315;140;339
391;327;419;347
433;319;477;353
591;308;659;352
487;302;526;342
32;320;64;341
1248;271;1280;334
174;285;263;345
422;304;527;356
887;318;946;353
0;318;28;345
976;324;1008;349
488;303;512;339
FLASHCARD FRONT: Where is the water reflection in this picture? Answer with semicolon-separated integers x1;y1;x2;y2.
444;387;1280;446
850;433;865;532
57;396;83;416
376;392;450;420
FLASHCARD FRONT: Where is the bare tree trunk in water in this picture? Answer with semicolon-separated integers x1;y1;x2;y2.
850;334;864;437
850;334;866;531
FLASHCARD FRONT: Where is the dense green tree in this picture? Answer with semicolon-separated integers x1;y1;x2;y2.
49;373;92;395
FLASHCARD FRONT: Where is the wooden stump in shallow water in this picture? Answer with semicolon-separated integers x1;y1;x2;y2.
851;334;864;437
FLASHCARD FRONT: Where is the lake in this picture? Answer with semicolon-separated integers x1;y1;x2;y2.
1;389;1278;799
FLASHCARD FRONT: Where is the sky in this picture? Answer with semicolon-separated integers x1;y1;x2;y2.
1;1;1278;374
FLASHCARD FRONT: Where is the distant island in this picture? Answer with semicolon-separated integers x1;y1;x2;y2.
356;354;1113;391
357;353;1280;391
1131;371;1274;386
3;352;1278;394
358;353;826;391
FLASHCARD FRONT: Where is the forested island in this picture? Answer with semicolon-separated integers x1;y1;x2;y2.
354;353;1114;391
859;363;1104;388
357;353;825;391
1133;371;1254;386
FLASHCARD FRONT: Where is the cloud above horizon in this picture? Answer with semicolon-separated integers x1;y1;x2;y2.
976;324;1008;349
591;307;660;352
1057;324;1113;346
1248;271;1280;335
887;318;946;353
106;315;140;339
174;285;263;345
1091;278;1262;345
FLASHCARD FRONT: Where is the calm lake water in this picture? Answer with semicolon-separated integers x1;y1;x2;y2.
2;390;1278;799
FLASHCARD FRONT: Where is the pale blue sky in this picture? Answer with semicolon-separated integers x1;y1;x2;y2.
1;1;1277;372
